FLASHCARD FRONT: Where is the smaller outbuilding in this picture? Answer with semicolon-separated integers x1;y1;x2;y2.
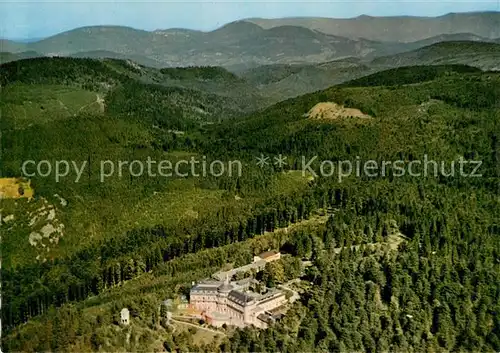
120;308;130;325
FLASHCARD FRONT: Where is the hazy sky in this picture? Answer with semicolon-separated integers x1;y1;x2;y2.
1;0;499;40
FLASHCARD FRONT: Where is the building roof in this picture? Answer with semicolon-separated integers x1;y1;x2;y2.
190;279;241;294
258;250;279;259
191;282;221;293
228;290;254;304
258;250;279;260
257;290;286;305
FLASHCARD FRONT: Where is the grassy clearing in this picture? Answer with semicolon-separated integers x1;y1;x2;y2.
0;177;34;199
1;84;102;128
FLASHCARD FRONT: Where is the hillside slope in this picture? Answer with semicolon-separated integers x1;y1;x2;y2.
240;59;373;101
3;63;499;353
0;51;44;64
372;41;500;70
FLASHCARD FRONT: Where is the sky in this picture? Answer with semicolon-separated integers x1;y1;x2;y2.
1;0;499;40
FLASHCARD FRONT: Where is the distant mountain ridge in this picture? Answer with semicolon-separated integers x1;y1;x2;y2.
248;12;500;42
1;22;403;68
1;12;499;68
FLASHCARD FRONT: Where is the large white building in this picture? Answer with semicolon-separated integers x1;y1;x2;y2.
189;251;287;328
190;278;287;328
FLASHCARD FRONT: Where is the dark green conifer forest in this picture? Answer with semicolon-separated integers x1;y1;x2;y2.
1;57;498;352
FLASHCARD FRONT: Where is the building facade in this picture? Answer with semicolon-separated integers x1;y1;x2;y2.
190;279;287;328
190;252;288;328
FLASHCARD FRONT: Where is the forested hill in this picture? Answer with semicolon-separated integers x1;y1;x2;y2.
371;41;500;70
0;57;269;128
339;64;482;87
2;59;500;352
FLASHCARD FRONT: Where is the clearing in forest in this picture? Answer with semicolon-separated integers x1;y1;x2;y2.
0;178;34;199
307;102;371;120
